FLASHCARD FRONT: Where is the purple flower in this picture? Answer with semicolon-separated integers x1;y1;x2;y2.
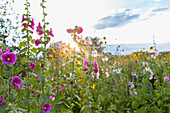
32;90;38;96
36;22;44;35
34;39;41;46
49;28;54;37
51;90;57;93
1;52;17;65
23;24;28;29
43;103;51;113
67;28;72;33
83;68;87;72
94;61;99;73
11;76;22;89
83;59;87;65
50;95;54;100
30;18;35;30
164;77;169;82
59;84;66;93
30;63;36;71
89;105;92;108
21;15;25;23
131;72;136;76
0;96;5;106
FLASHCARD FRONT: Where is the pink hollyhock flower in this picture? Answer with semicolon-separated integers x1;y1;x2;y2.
34;39;41;46
83;68;87;72
11;76;22;89
50;95;54;100
0;96;5;106
0;48;2;52
21;15;25;23
67;28;72;33
1;52;17;65
164;77;169;82
5;47;9;53
43;103;51;113
77;27;83;34
23;24;28;29
30;63;36;71
94;61;99;73
30;18;35;30
83;59;87;65
39;103;42;108
49;28;54;37
32;90;38;96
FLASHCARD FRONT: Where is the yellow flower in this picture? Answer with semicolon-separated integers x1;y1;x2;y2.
92;84;96;89
118;45;120;48
150;46;154;50
168;66;170;69
75;61;79;64
65;55;70;59
103;37;106;40
99;53;102;55
59;54;63;57
98;66;101;69
49;54;53;57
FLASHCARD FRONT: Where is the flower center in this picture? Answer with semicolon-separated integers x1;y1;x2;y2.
44;107;46;110
7;57;11;61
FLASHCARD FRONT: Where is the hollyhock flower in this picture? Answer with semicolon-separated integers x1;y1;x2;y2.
164;77;169;82
1;52;17;65
34;39;41;46
94;61;99;73
36;23;44;35
5;47;9;53
43;103;51;113
30;63;36;71
0;96;5;106
49;28;54;37
30;18;35;30
83;59;87;65
83;68;87;72
51;90;57;93
0;48;2;52
21;15;25;23
32;90;38;96
23;24;28;29
67;28;72;33
50;95;55;100
77;27;83;34
11;76;22;89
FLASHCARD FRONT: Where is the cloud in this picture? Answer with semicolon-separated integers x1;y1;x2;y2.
152;7;170;12
94;9;140;30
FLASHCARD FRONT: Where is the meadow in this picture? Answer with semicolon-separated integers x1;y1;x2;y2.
0;0;170;113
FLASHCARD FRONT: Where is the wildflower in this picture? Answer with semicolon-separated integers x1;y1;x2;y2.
49;28;54;37
0;48;2;52
83;68;87;72
131;72;136;76
128;82;132;87
67;28;72;33
89;105;92;108
0;96;5;106
103;37;106;40
21;15;25;23
150;46;154;50
11;76;22;89
43;103;51;113
30;18;35;30
30;63;36;71
77;27;83;34
59;84;66;92
83;59;87;65
34;39;41;46
1;52;17;65
94;61;99;73
164;77;169;82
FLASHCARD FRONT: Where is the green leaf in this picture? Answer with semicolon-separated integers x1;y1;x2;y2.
19;41;26;48
31;47;37;54
132;101;139;109
17;66;24;73
20;57;26;65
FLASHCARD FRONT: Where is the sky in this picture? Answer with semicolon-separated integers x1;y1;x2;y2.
13;0;170;45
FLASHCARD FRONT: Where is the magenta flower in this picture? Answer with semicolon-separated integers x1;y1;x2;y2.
21;15;25;23
77;27;83;34
36;22;44;35
23;24;28;29
1;52;17;65
59;84;66;92
0;96;5;106
51;90;57;93
94;61;99;73
67;28;72;33
0;48;2;52
11;76;22;89
5;47;9;53
32;90;38;96
164;77;169;82
30;18;35;30
43;103;51;113
83;68;87;72
49;28;54;37
50;95;54;100
34;39;41;46
30;63;36;71
83;59;87;65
